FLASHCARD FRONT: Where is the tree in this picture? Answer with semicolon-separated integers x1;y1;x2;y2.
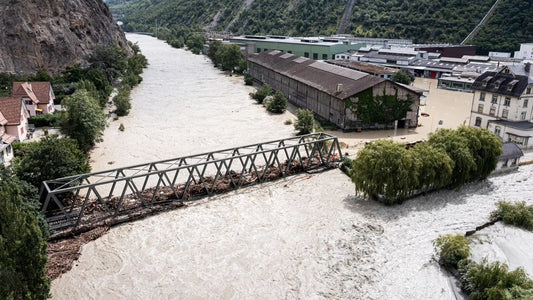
250;84;273;103
456;126;502;180
207;40;223;65
0;178;50;299
267;91;288;113
114;87;132;116
390;71;414;85
13;136;91;189
186;33;206;54
428;128;477;188
59;90;106;152
216;44;245;73
294;109;314;135
87;45;128;83
350;140;416;204
410;142;453;192
77;79;107;107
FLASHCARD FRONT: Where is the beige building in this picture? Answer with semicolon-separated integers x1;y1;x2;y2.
469;65;533;148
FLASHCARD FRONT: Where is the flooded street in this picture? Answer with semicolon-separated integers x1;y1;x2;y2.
51;34;533;299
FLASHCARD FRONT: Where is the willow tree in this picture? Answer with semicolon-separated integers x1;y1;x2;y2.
456;126;503;180
350;140;416;204
428;128;477;188
410;142;453;193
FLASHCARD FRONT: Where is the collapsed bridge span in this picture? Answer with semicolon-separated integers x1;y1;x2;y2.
41;133;343;235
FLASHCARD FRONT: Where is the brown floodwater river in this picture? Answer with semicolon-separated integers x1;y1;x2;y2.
51;34;533;299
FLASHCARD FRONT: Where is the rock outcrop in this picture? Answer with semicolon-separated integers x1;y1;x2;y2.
0;0;131;75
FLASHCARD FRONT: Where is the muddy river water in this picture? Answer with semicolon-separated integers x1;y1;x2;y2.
51;34;533;299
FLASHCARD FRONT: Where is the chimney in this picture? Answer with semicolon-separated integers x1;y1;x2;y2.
336;84;343;93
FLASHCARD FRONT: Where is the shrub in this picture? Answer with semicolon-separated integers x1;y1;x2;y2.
284;119;292;125
13;136;91;189
267;91;288;113
340;157;353;176
460;258;533;299
250;84;273;104
244;74;254;85
433;234;470;268
114;87;132;116
491;201;533;231
28;112;60;127
294;109;314;135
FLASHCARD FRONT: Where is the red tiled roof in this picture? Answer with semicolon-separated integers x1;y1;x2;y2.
0;97;24;125
1;133;16;144
31;82;54;104
0;110;7;125
12;82;39;103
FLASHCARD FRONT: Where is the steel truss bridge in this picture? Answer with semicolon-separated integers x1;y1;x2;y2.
41;133;343;233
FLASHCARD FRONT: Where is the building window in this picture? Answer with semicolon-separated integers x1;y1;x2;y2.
322;54;328;60
304;52;309;58
527;87;531;94
524;99;529;108
479;92;485;101
477;104;484;113
491;95;498;104
288;51;292;54
508;134;529;147
257;48;261;53
494;126;501;136
502;109;509;119
20;127;24;135
521;111;527;120
475;117;482;127
489;107;496;116
504;97;511;106
313;53;318;60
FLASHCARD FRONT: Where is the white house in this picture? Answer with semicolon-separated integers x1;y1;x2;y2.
469;65;533;148
0;111;16;165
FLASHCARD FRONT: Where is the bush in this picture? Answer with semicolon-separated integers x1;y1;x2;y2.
114;87;132;116
267;91;288;113
13;136;91;189
250;84;273;104
340;157;353;176
244;74;254;86
28;112;60;127
294;108;314;135
284;119;292;125
460;258;533;299
433;234;470;268
491;201;533;231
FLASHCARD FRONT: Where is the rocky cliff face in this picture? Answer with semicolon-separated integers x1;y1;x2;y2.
0;0;131;75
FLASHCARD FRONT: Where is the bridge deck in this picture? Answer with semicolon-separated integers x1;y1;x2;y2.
41;133;343;233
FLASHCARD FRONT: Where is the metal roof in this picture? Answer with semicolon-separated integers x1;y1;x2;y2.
472;69;529;97
499;142;524;161
248;51;387;100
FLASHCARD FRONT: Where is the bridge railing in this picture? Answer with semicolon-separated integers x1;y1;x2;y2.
40;133;343;232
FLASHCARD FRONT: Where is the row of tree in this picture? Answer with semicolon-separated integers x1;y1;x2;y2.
350;126;503;204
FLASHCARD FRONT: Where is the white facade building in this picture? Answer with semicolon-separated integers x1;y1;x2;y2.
469;66;533;148
514;43;533;60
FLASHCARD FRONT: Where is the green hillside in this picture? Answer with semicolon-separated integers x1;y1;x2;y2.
106;0;532;54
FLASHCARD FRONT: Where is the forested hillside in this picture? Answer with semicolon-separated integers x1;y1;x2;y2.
106;0;532;54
